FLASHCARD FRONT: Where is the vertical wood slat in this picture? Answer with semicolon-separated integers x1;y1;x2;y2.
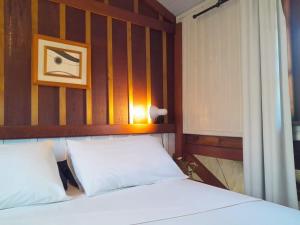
65;7;86;125
59;3;66;125
107;16;114;124
127;22;134;124
85;11;92;125
91;14;108;125
162;31;168;123
31;0;38;125
132;25;147;124
145;27;151;123
0;0;3;126
38;0;60;125
133;0;139;13
4;0;31;126
112;20;128;124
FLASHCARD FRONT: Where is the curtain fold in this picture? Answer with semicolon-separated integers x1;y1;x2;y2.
241;0;298;208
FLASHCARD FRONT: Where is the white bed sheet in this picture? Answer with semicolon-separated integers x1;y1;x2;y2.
0;179;299;225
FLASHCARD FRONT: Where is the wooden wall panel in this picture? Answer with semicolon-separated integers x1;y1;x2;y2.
112;20;129;124
132;24;147;124
150;29;163;123
91;13;108;125
4;0;31;126
31;0;38;126
139;0;159;19
38;0;60;125
0;1;176;139
109;0;133;12
184;134;243;161
65;6;86;125
167;33;175;123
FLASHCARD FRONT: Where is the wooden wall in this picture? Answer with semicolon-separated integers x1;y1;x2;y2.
0;0;176;139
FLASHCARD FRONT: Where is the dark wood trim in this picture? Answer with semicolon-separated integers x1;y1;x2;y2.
293;141;300;170
0;124;175;139
185;134;242;149
184;153;227;189
185;143;243;161
174;23;183;158
50;0;175;33
143;0;175;23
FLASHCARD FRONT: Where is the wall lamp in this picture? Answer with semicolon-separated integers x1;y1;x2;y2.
149;105;168;122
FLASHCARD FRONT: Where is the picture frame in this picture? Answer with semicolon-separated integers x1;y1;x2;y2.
32;34;91;89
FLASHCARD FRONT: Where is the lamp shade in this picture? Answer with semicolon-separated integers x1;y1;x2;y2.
149;106;168;121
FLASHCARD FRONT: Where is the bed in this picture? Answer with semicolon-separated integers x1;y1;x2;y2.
1;179;299;225
0;136;299;225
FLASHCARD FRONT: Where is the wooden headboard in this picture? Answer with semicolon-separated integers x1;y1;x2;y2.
0;0;176;139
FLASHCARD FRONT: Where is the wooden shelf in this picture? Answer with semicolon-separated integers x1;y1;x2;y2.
0;124;175;139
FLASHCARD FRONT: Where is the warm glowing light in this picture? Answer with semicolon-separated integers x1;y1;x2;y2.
129;103;134;124
133;105;147;124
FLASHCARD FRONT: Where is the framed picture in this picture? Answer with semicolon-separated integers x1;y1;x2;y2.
32;34;91;89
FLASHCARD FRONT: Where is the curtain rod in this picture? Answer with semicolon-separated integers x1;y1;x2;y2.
193;0;230;19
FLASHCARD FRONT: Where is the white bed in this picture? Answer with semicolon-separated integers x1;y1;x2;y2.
1;179;299;225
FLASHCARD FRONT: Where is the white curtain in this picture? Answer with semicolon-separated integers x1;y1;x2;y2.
241;0;298;208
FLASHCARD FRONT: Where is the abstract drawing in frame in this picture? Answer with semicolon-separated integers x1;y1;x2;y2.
32;34;91;89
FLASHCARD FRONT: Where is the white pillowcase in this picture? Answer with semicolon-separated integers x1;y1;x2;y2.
0;141;68;210
67;136;187;196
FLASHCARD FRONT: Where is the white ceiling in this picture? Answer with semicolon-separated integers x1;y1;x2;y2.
157;0;206;16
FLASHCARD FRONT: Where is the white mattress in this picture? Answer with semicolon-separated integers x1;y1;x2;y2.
0;179;299;225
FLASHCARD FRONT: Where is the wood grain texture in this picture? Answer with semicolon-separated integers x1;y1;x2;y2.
139;0;159;19
184;153;227;189
65;6;86;125
127;22;134;124
167;33;175;123
0;0;176;139
38;0;60;126
133;0;139;13
0;124;175;139
146;27;151;124
184;134;243;161
91;13;108;125
4;0;31;126
31;0;39;125
185;143;243;161
132;24;147;124
109;0;133;11
143;0;175;23
150;29;163;123
85;10;92;125
175;23;183;157
59;87;66;125
0;0;4;126
112;19;128;124
59;3;66;38
185;134;243;149
293;141;300;170
162;31;168;123
59;3;66;125
107;16;114;124
49;0;174;33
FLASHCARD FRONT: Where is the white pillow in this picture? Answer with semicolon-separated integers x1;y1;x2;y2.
0;141;68;210
67;136;187;196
